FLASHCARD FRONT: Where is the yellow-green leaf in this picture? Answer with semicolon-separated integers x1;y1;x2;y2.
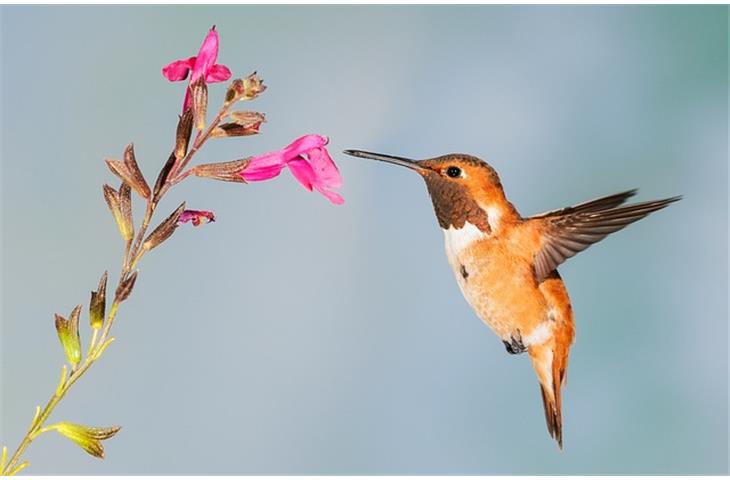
54;306;82;368
6;460;28;476
52;422;121;459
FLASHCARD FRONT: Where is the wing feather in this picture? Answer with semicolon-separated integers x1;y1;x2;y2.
532;192;681;282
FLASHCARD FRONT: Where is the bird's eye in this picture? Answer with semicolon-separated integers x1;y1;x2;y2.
446;166;462;178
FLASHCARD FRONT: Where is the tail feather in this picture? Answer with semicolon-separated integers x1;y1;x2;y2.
533;271;575;449
530;341;569;449
539;383;562;448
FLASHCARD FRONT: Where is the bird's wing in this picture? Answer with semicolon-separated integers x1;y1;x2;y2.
530;191;680;282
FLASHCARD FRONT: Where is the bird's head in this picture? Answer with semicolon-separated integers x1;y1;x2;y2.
344;150;513;232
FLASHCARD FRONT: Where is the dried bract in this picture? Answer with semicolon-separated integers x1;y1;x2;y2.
191;78;208;131
153;153;177;200
115;271;138;303
142;203;186;251
118;183;134;239
105;144;151;199
211;123;262;138
211;111;265;138
123;144;151;199
89;272;108;330
230;111;266;126
102;185;133;241
191;158;250;183
175;109;194;160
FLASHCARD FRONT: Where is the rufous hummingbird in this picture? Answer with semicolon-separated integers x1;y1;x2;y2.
344;149;679;449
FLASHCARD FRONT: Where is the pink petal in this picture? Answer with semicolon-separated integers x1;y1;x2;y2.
191;26;219;82
181;87;192;112
287;157;316;191
306;147;342;189
162;57;196;82
315;187;345;205
241;134;344;204
243;150;287;171
241;163;287;182
281;134;329;161
179;209;216;226
206;64;232;83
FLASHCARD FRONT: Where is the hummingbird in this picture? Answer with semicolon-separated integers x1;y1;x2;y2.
344;149;679;448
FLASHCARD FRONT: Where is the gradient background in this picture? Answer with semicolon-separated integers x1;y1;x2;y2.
1;5;727;475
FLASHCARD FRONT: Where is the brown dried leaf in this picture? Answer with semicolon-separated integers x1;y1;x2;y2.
115;271;138;303
191;158;250;183
142;202;186;251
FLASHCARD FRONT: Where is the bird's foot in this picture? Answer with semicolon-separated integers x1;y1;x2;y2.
503;332;527;355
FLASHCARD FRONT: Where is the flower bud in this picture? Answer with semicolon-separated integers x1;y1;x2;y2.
241;72;266;100
224;72;266;105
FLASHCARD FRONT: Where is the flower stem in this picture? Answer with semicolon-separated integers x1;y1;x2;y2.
0;96;230;477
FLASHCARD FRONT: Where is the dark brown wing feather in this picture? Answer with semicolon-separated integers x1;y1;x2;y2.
532;192;681;282
531;189;638;218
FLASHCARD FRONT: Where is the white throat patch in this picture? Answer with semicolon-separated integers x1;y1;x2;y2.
443;221;488;259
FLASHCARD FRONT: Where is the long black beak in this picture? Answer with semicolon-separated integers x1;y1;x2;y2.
343;149;427;172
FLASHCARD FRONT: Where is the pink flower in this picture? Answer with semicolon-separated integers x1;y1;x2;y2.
162;26;232;111
241;134;344;205
179;210;216;227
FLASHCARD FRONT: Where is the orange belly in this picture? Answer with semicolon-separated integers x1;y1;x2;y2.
444;226;550;342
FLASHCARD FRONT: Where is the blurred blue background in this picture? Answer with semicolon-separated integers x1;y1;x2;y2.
1;5;727;475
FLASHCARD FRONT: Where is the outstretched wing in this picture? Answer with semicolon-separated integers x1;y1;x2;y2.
530;190;680;282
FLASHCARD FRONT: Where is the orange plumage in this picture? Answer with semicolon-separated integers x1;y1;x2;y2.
344;149;679;448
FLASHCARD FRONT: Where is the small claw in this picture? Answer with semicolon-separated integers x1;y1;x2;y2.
503;331;527;355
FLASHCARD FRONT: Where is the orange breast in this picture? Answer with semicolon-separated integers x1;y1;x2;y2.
444;223;549;340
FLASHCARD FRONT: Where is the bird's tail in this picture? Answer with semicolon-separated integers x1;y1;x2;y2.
529;340;569;449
